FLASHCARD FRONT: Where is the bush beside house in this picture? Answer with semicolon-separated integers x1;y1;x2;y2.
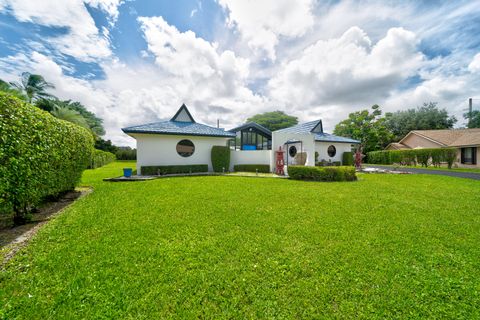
141;164;208;175
342;152;354;166
211;146;230;172
90;149;116;169
233;164;270;173
367;148;458;168
288;166;357;182
0;93;94;224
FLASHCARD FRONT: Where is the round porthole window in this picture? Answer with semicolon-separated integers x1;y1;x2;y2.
176;139;195;157
289;145;297;157
327;145;336;157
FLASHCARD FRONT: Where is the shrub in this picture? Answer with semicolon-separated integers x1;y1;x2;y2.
90;149;116;169
444;148;457;169
211;146;230;172
141;164;208;175
416;149;430;167
288;166;357;182
367;148;459;168
233;164;270;173
0;93;94;224
342;152;354;166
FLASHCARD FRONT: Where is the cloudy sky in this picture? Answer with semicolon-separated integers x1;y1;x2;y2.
1;0;479;146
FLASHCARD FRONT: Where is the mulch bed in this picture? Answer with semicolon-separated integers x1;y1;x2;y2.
0;187;92;268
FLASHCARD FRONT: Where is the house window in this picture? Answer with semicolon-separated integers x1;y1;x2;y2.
327;145;336;157
461;147;477;165
289;146;297;157
176;139;195;157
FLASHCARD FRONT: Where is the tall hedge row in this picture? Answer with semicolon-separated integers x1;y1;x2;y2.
367;148;458;168
0;93;94;223
211;146;230;172
89;149;116;169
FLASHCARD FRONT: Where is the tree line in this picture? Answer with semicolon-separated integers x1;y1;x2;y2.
246;103;476;154
0;72;136;160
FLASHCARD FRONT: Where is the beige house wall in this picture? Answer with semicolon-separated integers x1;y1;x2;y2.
402;133;443;149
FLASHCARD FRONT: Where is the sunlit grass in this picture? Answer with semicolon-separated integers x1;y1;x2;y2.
1;161;479;318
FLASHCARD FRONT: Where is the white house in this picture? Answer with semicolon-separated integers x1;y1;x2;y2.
122;104;360;175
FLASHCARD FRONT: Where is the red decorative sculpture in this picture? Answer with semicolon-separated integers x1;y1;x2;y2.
355;147;363;170
275;146;285;175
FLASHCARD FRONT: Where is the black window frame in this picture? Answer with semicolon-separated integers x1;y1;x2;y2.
176;139;195;157
327;145;336;158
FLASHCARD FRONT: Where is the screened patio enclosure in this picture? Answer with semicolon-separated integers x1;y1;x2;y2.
228;122;272;150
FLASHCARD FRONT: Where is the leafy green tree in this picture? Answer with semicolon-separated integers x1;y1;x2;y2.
464;110;480;128
0;79;27;101
246;111;298;131
10;72;55;103
36;98;106;136
334;105;393;153
95;138;119;154
385;102;457;142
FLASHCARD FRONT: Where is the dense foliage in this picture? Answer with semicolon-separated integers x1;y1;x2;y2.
465;110;480;128
9;72;54;103
333;105;393;153
211;146;231;172
89;149;116;169
141;164;208;175
367;148;458;168
246;111;298;131
233;164;270;173
115;147;137;160
342;152;354;166
288;166;357;182
385;102;457;142
0;93;94;224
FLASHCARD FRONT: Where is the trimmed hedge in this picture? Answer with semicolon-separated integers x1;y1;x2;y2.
211;146;230;172
233;164;270;173
367;148;458;168
0;93;94;224
342;152;354;166
288;166;357;182
90;149;116;169
141;164;208;175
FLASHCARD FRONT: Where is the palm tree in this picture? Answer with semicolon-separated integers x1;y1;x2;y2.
0;79;28;101
10;72;55;103
50;105;90;130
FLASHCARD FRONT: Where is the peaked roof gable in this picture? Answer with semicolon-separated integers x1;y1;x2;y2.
274;120;322;134
310;120;323;133
171;104;195;123
229;122;272;137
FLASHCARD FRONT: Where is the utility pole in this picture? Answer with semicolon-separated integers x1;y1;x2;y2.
468;98;473;128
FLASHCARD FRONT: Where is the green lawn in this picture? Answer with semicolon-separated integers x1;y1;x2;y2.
1;161;480;318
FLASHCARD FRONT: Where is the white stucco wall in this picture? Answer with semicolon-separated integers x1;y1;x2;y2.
315;142;354;164
230;150;271;171
131;133;230;174
271;132;316;170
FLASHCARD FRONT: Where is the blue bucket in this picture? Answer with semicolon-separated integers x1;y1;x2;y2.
123;168;133;178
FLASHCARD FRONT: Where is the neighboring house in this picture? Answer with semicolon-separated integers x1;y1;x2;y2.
385;129;480;167
123;104;360;174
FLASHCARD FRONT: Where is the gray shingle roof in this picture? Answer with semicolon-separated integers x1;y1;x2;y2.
122;121;236;138
229;122;272;136
314;133;360;144
274;120;322;134
274;119;360;144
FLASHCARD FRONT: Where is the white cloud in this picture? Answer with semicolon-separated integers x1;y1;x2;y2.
218;0;314;60
0;0;122;62
468;53;480;73
269;27;423;110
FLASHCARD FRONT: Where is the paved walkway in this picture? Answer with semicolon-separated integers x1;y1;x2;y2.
364;165;480;181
